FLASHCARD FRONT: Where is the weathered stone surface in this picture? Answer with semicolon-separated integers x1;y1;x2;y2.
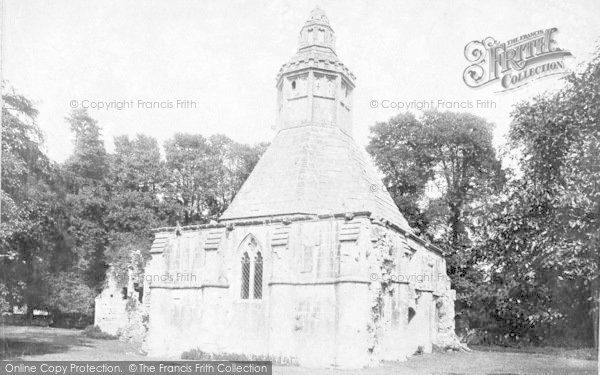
220;126;410;231
94;253;148;343
94;274;127;337
142;213;456;367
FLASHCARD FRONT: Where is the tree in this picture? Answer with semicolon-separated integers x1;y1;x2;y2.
63;108;110;291
164;133;265;224
0;87;74;315
420;111;504;249
64;109;108;184
203;135;267;218
367;113;434;233
163;133;213;224
1;93;268;320
104;134;169;284
110;134;164;193
479;48;600;346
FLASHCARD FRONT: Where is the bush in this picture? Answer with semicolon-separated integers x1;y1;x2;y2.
181;348;296;365
0;284;10;313
82;325;117;340
42;272;96;316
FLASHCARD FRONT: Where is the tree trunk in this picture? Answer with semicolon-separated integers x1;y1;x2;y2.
596;288;599;354
449;204;463;249
25;304;34;321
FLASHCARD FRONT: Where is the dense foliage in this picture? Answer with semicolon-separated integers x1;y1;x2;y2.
0;98;265;318
477;51;600;346
368;49;600;347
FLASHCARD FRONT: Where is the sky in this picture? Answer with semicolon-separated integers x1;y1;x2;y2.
3;0;600;162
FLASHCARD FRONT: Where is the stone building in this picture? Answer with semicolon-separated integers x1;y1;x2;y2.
142;8;456;368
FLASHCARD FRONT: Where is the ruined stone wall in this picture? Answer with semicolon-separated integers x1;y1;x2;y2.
366;222;456;361
94;279;128;336
94;268;149;343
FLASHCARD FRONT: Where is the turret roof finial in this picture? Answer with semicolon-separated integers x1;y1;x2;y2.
306;6;330;26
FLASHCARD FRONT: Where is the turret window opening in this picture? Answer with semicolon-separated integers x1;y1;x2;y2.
318;29;325;44
320;76;335;98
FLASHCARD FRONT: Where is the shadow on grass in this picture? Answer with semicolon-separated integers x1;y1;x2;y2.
0;334;94;360
470;345;598;361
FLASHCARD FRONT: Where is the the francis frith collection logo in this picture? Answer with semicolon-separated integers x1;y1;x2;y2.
463;28;572;92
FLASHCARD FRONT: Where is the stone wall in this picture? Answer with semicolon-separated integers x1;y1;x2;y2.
142;214;456;368
94;276;128;336
94;267;149;343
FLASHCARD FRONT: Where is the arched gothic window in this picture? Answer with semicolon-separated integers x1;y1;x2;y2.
239;236;264;300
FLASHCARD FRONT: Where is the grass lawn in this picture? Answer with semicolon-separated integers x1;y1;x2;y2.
1;325;597;374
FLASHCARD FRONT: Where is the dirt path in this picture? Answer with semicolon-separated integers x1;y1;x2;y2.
1;326;597;374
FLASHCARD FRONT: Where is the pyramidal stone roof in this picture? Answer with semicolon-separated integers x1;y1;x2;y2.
219;125;410;231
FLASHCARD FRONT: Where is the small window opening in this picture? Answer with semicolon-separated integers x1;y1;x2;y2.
408;307;416;323
134;282;143;303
